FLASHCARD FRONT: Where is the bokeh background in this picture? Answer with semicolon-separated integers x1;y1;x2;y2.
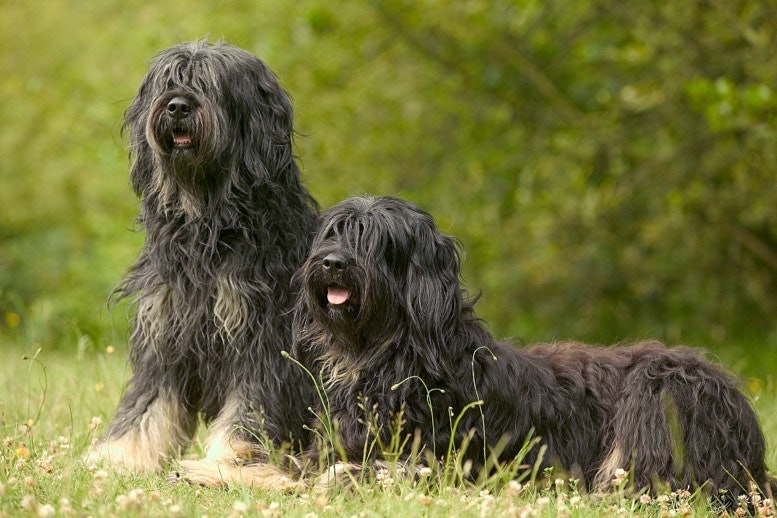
3;0;777;374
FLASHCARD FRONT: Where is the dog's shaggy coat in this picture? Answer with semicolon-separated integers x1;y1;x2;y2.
292;195;770;505
84;40;318;486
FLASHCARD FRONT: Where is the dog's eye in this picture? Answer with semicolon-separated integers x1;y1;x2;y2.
323;220;346;241
383;236;404;269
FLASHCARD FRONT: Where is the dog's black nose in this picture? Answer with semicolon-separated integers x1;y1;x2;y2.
167;97;192;119
323;253;347;271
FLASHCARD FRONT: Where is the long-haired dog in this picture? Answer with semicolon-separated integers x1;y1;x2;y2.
291;195;771;506
84;40;318;487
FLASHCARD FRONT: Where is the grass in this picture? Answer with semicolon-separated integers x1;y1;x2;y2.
0;336;775;517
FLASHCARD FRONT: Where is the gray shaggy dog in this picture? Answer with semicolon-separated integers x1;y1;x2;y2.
289;196;771;508
85;40;318;488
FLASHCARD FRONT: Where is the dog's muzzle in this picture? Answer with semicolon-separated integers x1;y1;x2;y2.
162;96;196;150
319;253;355;307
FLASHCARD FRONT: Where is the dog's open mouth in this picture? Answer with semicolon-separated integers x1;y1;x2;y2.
327;285;351;306
171;128;194;149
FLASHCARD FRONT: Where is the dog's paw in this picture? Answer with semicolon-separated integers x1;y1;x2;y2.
170;458;305;491
83;441;163;474
166;470;181;484
167;459;227;487
312;462;362;493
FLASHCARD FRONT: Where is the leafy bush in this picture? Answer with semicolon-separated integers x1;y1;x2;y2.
3;0;777;360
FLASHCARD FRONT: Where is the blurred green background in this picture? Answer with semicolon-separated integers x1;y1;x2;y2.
3;0;777;373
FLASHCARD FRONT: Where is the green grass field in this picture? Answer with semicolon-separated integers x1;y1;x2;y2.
0;339;774;517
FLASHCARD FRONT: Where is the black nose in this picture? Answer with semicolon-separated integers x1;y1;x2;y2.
322;253;348;271
167;97;192;120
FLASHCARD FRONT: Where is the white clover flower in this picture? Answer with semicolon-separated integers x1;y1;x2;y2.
21;494;37;512
116;495;130;510
506;480;523;497
58;498;73;515
478;494;496;518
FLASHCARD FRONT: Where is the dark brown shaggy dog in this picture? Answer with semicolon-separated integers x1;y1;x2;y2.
291;195;770;507
84;40;318;488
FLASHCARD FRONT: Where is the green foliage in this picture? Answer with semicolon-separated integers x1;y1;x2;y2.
3;0;777;366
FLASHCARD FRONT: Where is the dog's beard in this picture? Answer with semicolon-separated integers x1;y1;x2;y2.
307;261;363;326
303;257;392;353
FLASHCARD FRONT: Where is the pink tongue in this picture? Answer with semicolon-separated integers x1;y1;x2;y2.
327;287;350;305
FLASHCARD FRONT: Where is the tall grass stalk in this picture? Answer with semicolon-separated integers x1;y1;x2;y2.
280;350;335;458
281;351;366;492
22;348;46;423
390;375;445;458
470;345;497;465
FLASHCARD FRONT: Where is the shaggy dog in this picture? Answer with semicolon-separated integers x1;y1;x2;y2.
291;195;770;506
84;40;318;487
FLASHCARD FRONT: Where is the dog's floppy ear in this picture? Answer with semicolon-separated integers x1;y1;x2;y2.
405;217;464;367
123;76;156;197
230;55;298;181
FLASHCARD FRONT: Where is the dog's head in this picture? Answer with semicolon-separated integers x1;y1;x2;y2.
124;40;297;206
297;196;465;357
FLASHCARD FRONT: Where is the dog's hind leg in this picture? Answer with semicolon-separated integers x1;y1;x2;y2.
595;353;768;506
593;385;676;493
85;384;197;473
656;362;768;505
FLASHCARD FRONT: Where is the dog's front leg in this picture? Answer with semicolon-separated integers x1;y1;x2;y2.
84;382;197;473
169;392;305;490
